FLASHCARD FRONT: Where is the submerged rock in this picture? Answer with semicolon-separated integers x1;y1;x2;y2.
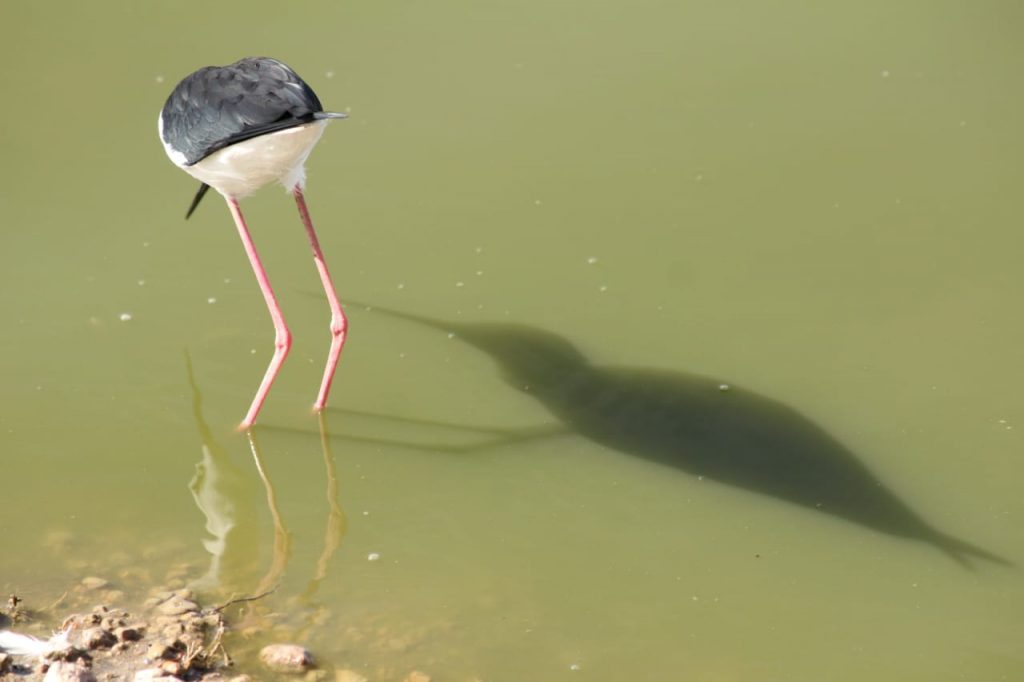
259;643;314;673
155;595;200;616
79;577;108;592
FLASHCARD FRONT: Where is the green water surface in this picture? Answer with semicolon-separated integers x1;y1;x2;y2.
2;2;1022;680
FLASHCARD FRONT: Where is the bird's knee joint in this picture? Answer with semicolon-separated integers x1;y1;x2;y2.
275;329;293;351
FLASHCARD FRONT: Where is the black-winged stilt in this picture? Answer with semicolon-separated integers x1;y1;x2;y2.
158;57;348;428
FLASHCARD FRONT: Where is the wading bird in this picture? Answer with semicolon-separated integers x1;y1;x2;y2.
158;57;348;428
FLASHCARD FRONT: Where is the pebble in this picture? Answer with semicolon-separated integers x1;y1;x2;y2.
82;627;117;650
146;640;180;660
156;595;199;616
159;660;184;676
43;660;97;682
80;577;109;591
101;590;125;604
114;625;143;642
259;643;314;674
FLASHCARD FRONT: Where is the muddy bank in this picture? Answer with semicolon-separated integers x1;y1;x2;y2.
1;586;250;681
0;585;443;682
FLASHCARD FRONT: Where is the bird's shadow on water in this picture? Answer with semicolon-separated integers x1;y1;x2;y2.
294;302;1012;569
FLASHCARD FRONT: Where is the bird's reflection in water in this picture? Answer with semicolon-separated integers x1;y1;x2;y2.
342;304;1010;568
301;413;348;601
185;352;261;593
185;353;348;606
244;428;292;596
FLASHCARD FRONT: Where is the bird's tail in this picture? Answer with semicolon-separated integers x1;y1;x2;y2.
185;183;211;219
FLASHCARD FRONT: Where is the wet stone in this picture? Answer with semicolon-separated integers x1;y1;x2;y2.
101;615;127;630
259;643;314;674
80;577;109;591
115;625;143;642
82;627;117;650
159;660;184;676
156;595;199;616
101;589;125;604
145;640;181;660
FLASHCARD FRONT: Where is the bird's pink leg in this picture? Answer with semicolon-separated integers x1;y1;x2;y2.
226;197;292;428
293;187;347;411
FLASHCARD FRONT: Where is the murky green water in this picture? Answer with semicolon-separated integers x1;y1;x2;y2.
2;2;1022;680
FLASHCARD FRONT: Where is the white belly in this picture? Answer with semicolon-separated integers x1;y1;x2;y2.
169;120;329;198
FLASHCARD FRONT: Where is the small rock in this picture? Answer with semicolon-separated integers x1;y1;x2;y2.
43;660;96;682
0;653;10;674
101;616;126;630
335;671;367;682
404;672;431;682
156;595;199;616
159;660;183;676
228;676;253;682
145;640;181;660
80;577;108;591
101;589;125;604
81;627;117;650
115;625;143;642
172;588;195;601
200;613;223;629
259;643;314;673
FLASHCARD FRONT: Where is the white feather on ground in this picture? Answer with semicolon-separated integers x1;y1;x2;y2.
0;628;71;656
